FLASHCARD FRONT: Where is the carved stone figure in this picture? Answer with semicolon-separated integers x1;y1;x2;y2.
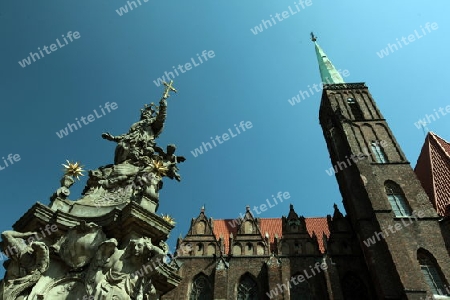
1;82;183;299
77;87;185;206
154;144;186;182
52;222;107;269
102;99;167;165
0;230;50;299
92;237;167;299
51;175;75;201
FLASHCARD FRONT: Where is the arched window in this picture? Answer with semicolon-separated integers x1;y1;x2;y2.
256;242;265;255
341;272;369;300
233;243;242;256
290;274;312;300
371;141;387;163
305;242;315;254
385;181;411;217
244;221;253;234
207;243;216;256
196;221;206;235
237;273;258;300
245;243;253;255
418;250;449;296
190;273;213;300
195;243;204;256
288;219;300;232
347;98;364;120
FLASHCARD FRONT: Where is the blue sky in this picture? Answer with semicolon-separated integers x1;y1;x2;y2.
0;0;449;271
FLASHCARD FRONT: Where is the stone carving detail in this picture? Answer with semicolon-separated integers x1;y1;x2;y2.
0;227;173;299
0;230;50;299
79;89;185;208
1;82;183;299
265;253;281;267
52;221;107;269
101;99;167;165
51;175;75;201
91;237;168;299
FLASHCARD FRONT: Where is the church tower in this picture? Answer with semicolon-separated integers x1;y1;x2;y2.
315;34;450;299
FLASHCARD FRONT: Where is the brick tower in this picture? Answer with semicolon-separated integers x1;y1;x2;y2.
315;34;450;299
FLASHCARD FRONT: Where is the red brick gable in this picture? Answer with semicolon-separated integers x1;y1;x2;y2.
415;132;450;216
213;217;330;254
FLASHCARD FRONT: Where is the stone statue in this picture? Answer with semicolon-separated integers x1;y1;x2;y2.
52;222;107;270
62;82;185;209
92;237;167;299
51;175;75;201
74;83;181;206
0;230;50;299
102;99;167;165
8;82;184;299
154;144;186;182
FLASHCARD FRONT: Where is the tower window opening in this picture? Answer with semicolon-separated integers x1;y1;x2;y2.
347;98;364;120
385;182;411;217
371;141;388;163
418;252;449;296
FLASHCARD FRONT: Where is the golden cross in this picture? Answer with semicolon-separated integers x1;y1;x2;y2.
163;80;177;99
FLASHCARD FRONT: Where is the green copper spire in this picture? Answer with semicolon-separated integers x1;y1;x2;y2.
311;33;344;84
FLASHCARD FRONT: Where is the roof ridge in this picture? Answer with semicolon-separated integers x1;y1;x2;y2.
214;217;328;221
430;132;450;159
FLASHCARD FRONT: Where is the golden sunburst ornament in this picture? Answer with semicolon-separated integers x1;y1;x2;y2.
62;160;85;180
161;214;176;225
151;159;168;176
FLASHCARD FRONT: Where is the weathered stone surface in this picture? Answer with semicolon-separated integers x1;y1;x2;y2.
0;83;183;299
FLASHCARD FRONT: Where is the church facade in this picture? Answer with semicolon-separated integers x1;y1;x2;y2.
161;40;450;300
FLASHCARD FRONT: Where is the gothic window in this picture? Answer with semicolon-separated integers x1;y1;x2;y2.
418;250;449;296
190;274;213;300
282;242;290;255
233;243;242;256
385;181;411;217
237;273;258;300
371;141;387;163
341;272;369;300
256;242;265;255
294;242;302;254
245;243;253;255
347;98;364;120
289;219;300;232
196;221;206;235
244;221;253;234
195;243;204;256
207;243;216;256
290;275;312;300
305;242;315;254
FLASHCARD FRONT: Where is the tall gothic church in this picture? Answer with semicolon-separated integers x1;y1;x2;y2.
161;39;450;300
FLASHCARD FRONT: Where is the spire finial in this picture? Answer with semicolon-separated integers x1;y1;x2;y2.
312;36;345;84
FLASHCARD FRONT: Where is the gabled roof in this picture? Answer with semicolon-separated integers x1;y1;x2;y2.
212;217;330;254
415;132;450;216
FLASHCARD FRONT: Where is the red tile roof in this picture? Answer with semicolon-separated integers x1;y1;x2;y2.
415;132;450;216
212;217;330;254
